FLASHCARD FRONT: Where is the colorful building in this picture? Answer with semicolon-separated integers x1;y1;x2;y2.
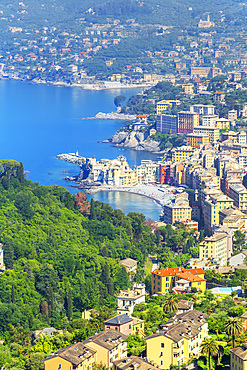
151;267;206;295
186;133;209;148
177;111;199;134
199;233;228;266
156;114;178;134
230;343;247;370
146;310;208;369
193;126;219;143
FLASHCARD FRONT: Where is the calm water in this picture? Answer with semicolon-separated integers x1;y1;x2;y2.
0;80;162;220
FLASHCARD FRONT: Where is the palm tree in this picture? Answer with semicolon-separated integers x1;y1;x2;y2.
224;316;243;348
163;296;179;314
200;337;219;370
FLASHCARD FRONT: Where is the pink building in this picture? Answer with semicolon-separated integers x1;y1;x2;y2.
104;314;133;336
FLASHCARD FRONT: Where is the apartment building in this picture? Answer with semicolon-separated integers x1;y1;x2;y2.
117;284;145;315
156;100;180;115
44;342;97;370
171;146;195;162
83;330;128;368
113;356;158;370
228;183;247;211
177;111;199;133
190;104;215;116
136;160;159;184
104;314;145;338
156;114;178;134
163;193;192;225
228;109;238;123
186;133;209;148
151;267;206;295
193;126;219;143
230;343;247;370
203;193;234;234
146;310;208;369
199;233;228;266
202;114;219;127
216;118;230;130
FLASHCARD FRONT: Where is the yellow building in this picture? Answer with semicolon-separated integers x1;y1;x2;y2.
156;100;180;115
193;126;219;143
216;118;230;130
228;183;247;211
151;267;206;295
203;193;234;234
230;343;247;370
187;133;209;148
199;233;228;266
146;310;208;369
171;146;195;162
83;330;128;368
183;83;194;95
44;342;97;370
163;201;192;225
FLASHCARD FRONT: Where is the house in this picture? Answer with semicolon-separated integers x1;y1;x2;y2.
83;329;128;368
241;312;247;332
113;356;159;370
120;258;137;274
44;342;97;370
177;300;194;314
117;284;145;315
146;310;208;369
33;327;63;339
230;343;247;370
229;251;247;266
151;267;206;295
104;314;145;337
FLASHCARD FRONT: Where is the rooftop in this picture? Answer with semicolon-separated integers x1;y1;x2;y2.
104;314;133;326
112;356;159;370
83;329;128;351
44;342;96;365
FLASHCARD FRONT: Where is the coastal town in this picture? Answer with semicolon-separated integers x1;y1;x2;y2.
3;1;247;370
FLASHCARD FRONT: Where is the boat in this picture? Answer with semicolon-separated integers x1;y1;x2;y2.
47;172;52;175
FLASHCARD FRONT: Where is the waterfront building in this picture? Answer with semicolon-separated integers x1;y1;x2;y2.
177;111;199;134
151;267;206;295
146;310;208;369
186;133;209;148
136;160;159;184
193;126;219;143
116;284;145;315
156;114;178;134
199;233;228;266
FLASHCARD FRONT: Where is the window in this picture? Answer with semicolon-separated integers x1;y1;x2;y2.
160;352;163;357
129;324;131;329
115;327;118;331
59;365;62;370
166;283;169;287
161;343;164;348
161;361;163;366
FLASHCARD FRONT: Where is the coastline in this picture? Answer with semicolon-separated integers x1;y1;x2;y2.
71;183;175;210
0;76;152;91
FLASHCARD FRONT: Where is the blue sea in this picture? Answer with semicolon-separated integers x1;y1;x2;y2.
0;80;162;220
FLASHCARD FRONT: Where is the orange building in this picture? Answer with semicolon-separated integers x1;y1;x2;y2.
186;133;209;148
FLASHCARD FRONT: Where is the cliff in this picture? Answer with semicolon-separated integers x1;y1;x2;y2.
108;129;162;153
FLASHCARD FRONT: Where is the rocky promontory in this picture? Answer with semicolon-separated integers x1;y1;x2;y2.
108;129;163;153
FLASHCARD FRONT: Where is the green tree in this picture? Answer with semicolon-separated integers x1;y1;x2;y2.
224;316;243;347
114;95;126;108
163;296;179;314
25;352;45;370
200;337;219;370
66;289;73;320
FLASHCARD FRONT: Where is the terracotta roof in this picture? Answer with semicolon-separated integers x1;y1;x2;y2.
152;267;204;277
176;271;205;282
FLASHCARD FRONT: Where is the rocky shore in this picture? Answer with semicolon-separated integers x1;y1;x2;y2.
84;112;136;120
107;129;165;153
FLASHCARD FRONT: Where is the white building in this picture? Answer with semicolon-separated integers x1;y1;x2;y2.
117;283;145;315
